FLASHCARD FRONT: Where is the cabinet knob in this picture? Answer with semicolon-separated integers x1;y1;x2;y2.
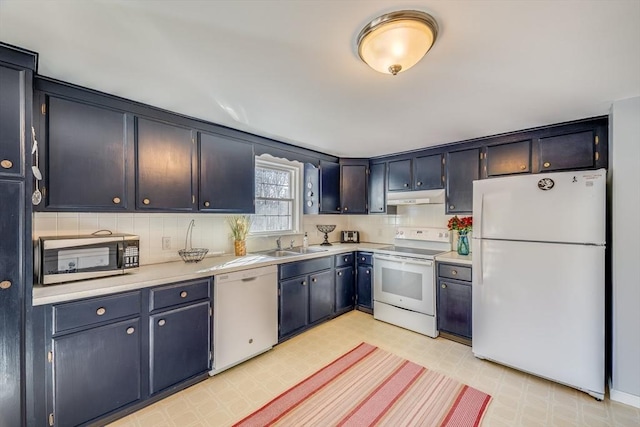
180;291;188;298
204;201;210;207
0;280;11;290
449;205;455;210
312;277;318;282
112;197;121;204
142;198;150;205
451;270;457;275
344;207;348;211
361;257;365;261
158;319;166;326
126;327;135;335
416;181;422;186
301;281;307;286
337;272;342;277
379;207;383;211
344;257;348;262
1;159;13;169
366;270;370;274
336;207;341;211
441;284;447;289
543;162;550;168
403;183;409;187
96;307;106;316
520;164;526;170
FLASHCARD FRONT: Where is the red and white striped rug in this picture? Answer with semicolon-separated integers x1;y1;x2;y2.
234;342;492;427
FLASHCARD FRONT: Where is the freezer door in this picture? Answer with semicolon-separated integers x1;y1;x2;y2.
473;169;606;244
472;238;604;396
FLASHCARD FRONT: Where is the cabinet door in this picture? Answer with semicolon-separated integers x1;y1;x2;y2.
414;154;443;190
537;130;596;172
319;160;340;213
368;162;386;214
309;269;334;323
53;318;141;427
0;65;25;178
137;118;195;211
446;148;480;214
356;264;372;310
149;302;210;394
0;180;24;427
485;140;531;177
388;159;411;191
335;266;355;314
340;163;367;214
437;279;472;339
279;276;309;338
45;96;133;210
199;132;254;213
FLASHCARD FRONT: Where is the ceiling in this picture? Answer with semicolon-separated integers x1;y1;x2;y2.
1;0;639;158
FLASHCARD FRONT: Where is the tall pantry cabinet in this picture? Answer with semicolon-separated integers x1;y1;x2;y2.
0;43;36;427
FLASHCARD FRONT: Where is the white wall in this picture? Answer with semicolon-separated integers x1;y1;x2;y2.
32;204;457;265
33;212;348;265
610;96;640;408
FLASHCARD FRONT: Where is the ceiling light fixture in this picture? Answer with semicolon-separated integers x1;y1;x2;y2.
357;10;439;76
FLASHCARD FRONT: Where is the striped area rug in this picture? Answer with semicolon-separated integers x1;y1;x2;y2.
234;342;491;427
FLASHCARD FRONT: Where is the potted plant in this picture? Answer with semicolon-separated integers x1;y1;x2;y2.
227;215;252;256
447;215;473;255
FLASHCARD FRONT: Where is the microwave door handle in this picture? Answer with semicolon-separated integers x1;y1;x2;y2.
116;242;124;269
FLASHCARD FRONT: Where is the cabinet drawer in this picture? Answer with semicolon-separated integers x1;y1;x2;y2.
150;279;210;312
438;264;472;282
53;291;140;334
335;252;354;268
356;252;373;265
280;256;332;280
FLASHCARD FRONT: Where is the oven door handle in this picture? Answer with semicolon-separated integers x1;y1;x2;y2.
374;254;433;266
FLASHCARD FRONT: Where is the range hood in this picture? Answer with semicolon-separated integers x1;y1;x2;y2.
386;189;445;205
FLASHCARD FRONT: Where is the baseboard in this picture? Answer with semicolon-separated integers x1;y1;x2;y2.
610;387;640;408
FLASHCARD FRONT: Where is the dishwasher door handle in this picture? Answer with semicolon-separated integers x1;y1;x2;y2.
241;276;258;282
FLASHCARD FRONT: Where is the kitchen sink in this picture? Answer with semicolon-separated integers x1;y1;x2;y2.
254;246;328;258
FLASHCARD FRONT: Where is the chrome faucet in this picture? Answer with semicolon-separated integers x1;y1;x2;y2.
276;236;282;250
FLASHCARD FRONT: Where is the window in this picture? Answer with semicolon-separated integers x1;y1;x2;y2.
252;156;301;234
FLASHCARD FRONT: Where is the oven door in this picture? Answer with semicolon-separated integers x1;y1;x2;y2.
373;254;435;315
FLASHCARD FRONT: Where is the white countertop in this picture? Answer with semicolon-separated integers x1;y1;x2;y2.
435;251;473;266
33;243;388;306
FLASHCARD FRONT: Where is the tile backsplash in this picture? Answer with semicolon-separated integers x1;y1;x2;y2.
33;204;459;266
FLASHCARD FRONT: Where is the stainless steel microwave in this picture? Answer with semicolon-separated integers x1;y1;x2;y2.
36;233;140;285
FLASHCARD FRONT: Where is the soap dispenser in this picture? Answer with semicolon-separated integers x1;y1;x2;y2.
303;232;309;248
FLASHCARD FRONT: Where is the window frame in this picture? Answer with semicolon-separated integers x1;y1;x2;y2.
251;155;302;237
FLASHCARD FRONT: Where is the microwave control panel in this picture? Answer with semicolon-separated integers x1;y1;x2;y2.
123;242;140;268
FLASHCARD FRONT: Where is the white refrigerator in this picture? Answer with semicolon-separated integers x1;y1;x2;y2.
472;169;606;399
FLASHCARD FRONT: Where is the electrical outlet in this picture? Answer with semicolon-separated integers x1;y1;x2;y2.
162;237;171;250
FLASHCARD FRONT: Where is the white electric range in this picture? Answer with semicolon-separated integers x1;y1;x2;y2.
373;227;451;337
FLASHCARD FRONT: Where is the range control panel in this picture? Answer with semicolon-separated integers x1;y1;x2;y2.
395;227;451;243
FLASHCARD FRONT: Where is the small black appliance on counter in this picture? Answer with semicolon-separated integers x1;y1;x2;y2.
341;230;360;243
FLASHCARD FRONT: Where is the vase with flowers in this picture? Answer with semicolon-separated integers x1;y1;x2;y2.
447;215;473;255
227;215;252;256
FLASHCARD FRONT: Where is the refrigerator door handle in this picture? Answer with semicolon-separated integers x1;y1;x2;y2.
477;239;483;286
478;193;484;239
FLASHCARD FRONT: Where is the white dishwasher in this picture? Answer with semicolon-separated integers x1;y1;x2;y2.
210;264;278;375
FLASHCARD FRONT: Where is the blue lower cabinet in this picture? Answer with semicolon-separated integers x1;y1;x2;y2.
335;266;355;314
279;276;310;338
309;269;334;323
149;301;211;394
53;318;141;427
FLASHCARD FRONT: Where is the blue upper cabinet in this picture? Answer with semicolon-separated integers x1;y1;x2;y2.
413;154;443;190
446;148;480;214
340;159;368;214
0;64;26;178
199;132;255;213
136;118;196;211
484;139;531;178
41;95;134;211
319;160;340;214
388;159;411;191
536;129;600;172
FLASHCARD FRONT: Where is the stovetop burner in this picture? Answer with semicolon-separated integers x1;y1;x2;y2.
376;246;446;260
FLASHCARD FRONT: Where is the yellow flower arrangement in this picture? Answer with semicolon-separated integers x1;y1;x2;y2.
227;215;252;241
